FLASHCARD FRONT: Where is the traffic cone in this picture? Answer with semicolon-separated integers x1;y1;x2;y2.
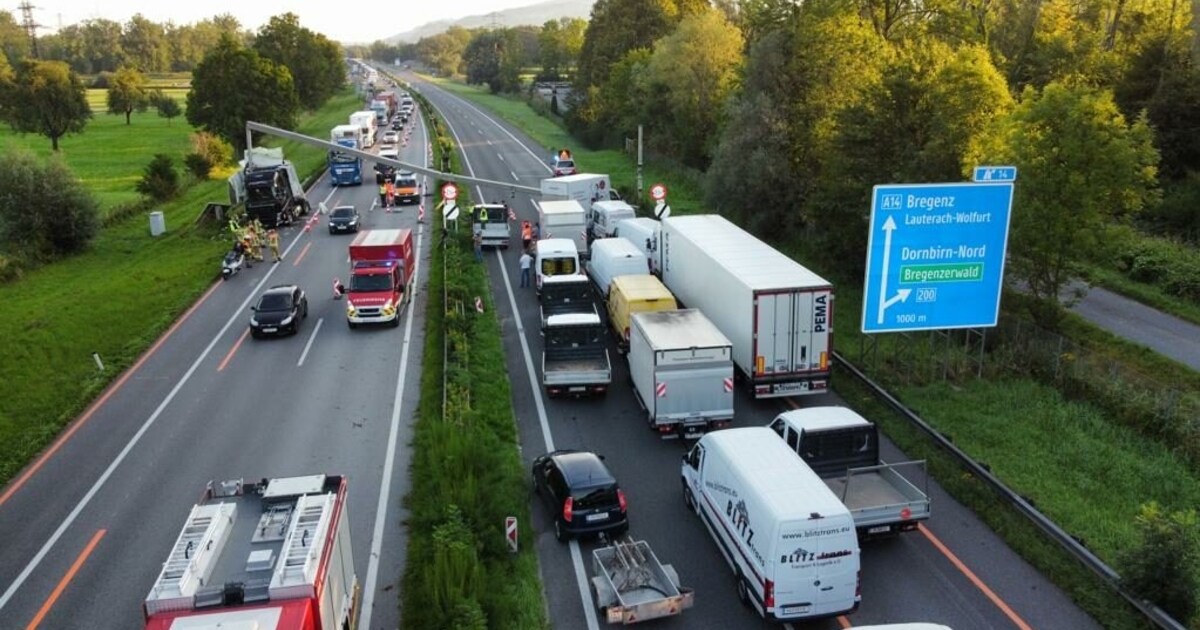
418;204;425;223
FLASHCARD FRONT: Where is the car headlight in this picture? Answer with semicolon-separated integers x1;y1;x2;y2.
349;218;358;224
346;304;357;316
280;315;294;326
250;318;259;326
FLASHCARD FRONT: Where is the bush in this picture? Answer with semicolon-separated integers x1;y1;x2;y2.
190;132;232;169
0;149;100;261
183;153;212;179
135;154;180;201
90;72;112;89
1117;502;1199;623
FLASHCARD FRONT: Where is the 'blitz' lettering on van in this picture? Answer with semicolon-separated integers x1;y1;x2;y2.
782;547;815;564
813;294;828;333
726;499;763;566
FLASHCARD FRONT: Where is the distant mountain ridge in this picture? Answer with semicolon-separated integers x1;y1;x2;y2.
387;0;594;44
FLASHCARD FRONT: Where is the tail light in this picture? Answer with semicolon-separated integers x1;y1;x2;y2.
764;579;774;609
617;489;627;512
562;497;574;522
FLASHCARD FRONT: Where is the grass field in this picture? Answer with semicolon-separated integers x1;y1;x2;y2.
429;75;1196;626
0;89;193;213
0;89;363;486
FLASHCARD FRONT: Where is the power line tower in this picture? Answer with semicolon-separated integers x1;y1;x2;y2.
488;11;500;29
18;1;41;59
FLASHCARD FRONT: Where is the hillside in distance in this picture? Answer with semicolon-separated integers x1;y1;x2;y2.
387;0;593;43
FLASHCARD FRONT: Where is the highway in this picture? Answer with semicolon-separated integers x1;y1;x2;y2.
0;97;430;628
1071;282;1200;371
407;71;1104;630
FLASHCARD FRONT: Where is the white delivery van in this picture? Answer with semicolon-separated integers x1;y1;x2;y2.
589;199;637;241
540;173;619;213
613;217;661;275
538;199;589;258
535;238;580;294
681;427;860;622
586;237;649;298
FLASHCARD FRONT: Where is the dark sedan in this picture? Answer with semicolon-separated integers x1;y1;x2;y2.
328;205;360;233
533;450;628;542
250;285;308;338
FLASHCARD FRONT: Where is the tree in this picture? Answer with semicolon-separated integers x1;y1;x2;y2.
187;35;298;152
985;82;1159;326
645;8;744;167
0;10;30;64
122;14;170;72
106;66;150;125
415;27;474;77
0;60;92;151
0;149;100;260
151;90;182;124
253;13;344;110
1117;503;1199;622
77;19;126;73
136;154;180;200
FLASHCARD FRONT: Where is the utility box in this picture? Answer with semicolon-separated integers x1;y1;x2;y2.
149;211;165;237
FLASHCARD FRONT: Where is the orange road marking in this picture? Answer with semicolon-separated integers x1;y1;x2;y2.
217;329;250;372
293;242;312;267
24;529;106;630
837;615;852;628
0;281;221;509
919;524;1033;630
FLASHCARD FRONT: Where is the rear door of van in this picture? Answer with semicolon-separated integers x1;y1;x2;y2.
773;517;859;619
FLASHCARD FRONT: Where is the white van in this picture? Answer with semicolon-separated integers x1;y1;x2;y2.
681;427;860;622
586;237;649;298
538;199;589;258
612;217;661;275
535;238;580;294
589;200;637;241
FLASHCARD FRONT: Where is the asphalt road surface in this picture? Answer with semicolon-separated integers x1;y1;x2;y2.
1071;282;1200;371
0;95;429;628
406;71;1102;630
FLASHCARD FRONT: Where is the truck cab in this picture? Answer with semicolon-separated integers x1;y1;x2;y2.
346;229;414;329
542;311;612;397
539;273;595;326
472;203;511;247
535;238;580;295
231;148;310;229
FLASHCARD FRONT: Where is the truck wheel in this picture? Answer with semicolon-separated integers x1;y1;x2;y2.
390;315;400;328
736;575;751;608
683;486;696;513
348;321;358;329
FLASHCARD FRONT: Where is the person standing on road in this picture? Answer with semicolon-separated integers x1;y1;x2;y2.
268;229;281;263
378;181;387;209
473;232;483;262
521;220;532;251
519;249;533;288
385;180;396;209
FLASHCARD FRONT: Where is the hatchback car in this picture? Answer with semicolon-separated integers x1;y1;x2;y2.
390;119;403;131
250;285;308;338
532;450;628;542
328;205;360;233
378;147;399;161
551;156;576;177
382;130;399;144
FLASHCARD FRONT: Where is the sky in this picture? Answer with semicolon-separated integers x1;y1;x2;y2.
31;0;543;44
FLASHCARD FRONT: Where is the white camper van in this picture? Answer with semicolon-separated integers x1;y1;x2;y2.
681;427;860;622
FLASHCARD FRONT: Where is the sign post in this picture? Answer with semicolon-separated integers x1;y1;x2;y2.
505;516;518;553
861;182;1014;333
441;183;459;223
649;183;670;220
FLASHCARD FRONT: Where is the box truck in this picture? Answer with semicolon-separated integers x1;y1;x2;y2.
345;229;414;329
538;199;589;258
629;309;733;439
681;427;860;622
541;174;620;213
349;111;377;149
660;215;833;398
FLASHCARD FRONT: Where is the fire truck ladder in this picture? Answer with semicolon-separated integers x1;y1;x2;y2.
152;503;237;598
274;494;334;587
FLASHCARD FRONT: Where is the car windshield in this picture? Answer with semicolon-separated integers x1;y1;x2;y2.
396;178;417;188
540;257;578;276
332;207;356;218
557;160;574;169
257;293;291;311
546;324;601;346
350;273;392;292
330;152;356;163
571;484;617;509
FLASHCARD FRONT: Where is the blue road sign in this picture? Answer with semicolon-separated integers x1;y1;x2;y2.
861;182;1014;333
973;165;1017;182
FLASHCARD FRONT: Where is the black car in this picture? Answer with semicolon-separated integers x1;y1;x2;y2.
390;119;403;131
250;285;308;338
328;205;360;233
532;450;628;542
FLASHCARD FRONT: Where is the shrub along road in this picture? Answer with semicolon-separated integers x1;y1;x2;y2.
408;72;1101;630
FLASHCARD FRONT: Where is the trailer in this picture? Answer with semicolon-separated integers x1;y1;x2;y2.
660;214;834;398
590;538;694;624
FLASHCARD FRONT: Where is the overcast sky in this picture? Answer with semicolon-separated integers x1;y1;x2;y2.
31;0;542;43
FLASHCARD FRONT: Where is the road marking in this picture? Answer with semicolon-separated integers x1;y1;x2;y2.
292;241;312;266
359;111;429;630
0;180;319;615
836;615;852;628
216;329;249;372
23;529;105;630
498;153;505;161
486;139;493;145
297;318;324;367
510;171;519;181
0;281;221;510
919;524;1033;630
433;94;599;628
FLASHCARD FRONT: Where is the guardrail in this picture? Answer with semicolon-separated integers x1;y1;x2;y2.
832;350;1187;630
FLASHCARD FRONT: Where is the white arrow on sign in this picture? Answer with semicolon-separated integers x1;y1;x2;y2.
876;215;912;325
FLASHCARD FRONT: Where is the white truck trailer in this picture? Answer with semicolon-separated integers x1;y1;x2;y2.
541;174;619;213
660;214;834;398
538;199;589;259
349;111;377;149
628;309;733;439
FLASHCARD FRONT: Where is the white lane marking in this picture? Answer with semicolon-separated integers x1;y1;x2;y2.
486;139;493;145
498;153;505;162
511;171;519;182
425;86;552;173
296;318;323;367
434;95;599;629
359;109;429;630
0;196;320;612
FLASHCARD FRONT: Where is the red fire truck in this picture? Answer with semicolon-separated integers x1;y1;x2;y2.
345;229;415;329
143;475;359;630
